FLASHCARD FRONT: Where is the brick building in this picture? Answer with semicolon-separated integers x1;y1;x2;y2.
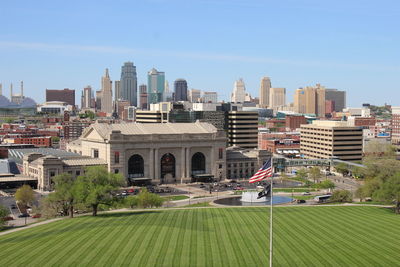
46;89;75;106
285;115;307;131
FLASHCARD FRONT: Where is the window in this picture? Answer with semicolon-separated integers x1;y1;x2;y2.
93;149;99;158
114;152;120;164
76;170;81;176
50;171;55;177
114;169;119;174
218;148;224;159
219;164;223;169
67;171;72;174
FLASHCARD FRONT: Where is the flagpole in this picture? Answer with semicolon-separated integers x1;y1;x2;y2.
269;167;273;267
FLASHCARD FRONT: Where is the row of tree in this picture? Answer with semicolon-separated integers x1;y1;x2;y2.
40;166;164;218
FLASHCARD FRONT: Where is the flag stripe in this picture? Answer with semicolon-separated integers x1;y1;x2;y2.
249;159;273;183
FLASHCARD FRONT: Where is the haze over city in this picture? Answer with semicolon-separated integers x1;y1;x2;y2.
1;0;399;106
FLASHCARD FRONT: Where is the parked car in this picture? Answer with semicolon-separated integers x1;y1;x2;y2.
10;204;17;209
18;213;30;218
296;199;306;204
2;216;14;221
32;214;41;218
234;186;244;190
302;192;311;196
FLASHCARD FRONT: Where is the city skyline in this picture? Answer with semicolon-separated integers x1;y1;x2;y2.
1;0;399;106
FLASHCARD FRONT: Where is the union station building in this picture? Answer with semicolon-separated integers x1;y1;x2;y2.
66;121;227;184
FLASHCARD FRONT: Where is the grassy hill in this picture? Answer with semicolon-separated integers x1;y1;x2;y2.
0;206;399;266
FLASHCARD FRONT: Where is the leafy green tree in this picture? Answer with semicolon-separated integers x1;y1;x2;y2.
125;195;139;208
39;195;62;218
0;205;10;227
372;173;400;213
330;190;353;203
51;173;77;218
315;179;335;190
295;168;308;180
15;185;35;209
75;166;125;216
308;167;322;183
137;188;164;208
335;163;349;176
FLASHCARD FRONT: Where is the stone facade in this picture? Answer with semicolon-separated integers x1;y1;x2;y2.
66;122;227;184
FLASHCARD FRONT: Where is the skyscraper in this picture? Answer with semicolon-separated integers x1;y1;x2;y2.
101;68;113;114
82;86;92;109
174;79;188;101
114;80;120;101
231;78;249;103
325;89;346;112
294;84;326;117
188;89;201;103
147;68;165;105
120;62;138;106
139;84;148;110
269;88;286;110
202;91;218;103
259;77;271;108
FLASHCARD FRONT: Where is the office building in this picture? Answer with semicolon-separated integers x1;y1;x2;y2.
202;91;218;103
300;120;363;161
392;107;400;146
46;88;75;106
101;68;113;114
82;86;92;109
120;62;138;106
139;84;148;110
231;78;250;103
114;80;121;101
147;68;165;105
269;88;286;110
326;89;346;112
174;79;188;101
294;84;326;117
228;111;258;148
95;91;102;111
259;77;271;108
189;89;201;103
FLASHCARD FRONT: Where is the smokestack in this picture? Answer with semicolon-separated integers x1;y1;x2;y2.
21;81;24;97
10;83;13;99
0;83;2;96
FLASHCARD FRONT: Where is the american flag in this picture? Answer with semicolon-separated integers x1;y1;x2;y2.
249;158;273;184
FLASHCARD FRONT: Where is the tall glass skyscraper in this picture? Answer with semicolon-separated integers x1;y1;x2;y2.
147;68;165;105
120;62;138;106
174;79;188;101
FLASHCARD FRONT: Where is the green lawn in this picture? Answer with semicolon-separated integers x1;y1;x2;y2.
0;206;399;266
163;195;189;201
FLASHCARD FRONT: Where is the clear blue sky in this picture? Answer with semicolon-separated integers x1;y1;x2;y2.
1;0;399;106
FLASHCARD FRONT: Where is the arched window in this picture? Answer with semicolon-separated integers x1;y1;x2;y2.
191;152;206;175
128;154;144;178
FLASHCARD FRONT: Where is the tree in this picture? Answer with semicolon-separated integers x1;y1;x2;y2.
295;168;308;180
372;173;400;214
335;163;350;176
315;179;335;190
39;195;62;218
330;190;353;203
51;173;77;218
137;188;164;208
15;185;35;209
308;167;322;183
125;195;139;209
0;205;10;227
74;166;125;216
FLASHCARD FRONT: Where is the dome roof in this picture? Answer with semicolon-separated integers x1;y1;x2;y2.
0;95;11;107
19;97;37;108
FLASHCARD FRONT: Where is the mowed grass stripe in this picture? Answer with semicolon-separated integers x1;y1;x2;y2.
1;207;400;266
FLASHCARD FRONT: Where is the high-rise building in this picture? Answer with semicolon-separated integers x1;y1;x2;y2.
300;120;363;161
231;78;250;103
228;111;258;148
259;77;271;108
147;68;165;105
120;62;138;106
392;107;400;146
46;88;75;106
269;88;286;110
202;91;218;103
139;84;148;110
114;80;120;101
101;68;113;114
82;86;92;109
174;79;188;101
294;84;326;117
325;89;346;112
189;89;201;103
95;91;102;111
